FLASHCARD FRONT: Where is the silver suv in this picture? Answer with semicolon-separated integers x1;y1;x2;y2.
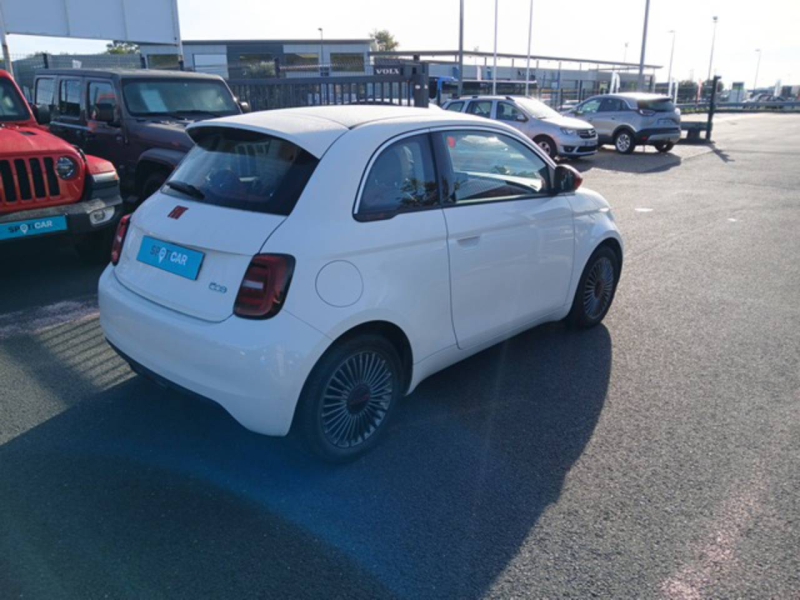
564;93;681;154
442;95;598;159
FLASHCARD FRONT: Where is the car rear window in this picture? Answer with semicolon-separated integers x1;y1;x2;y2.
638;98;676;112
165;127;319;216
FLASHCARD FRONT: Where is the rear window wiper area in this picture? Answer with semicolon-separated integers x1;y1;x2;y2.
165;180;205;200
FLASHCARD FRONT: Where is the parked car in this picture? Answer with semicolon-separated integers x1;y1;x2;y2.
563;93;681;154
99;106;623;462
0;69;122;263
442;95;598;159
32;69;247;206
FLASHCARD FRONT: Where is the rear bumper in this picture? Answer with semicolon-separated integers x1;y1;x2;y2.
635;128;681;144
98;266;331;436
0;193;122;243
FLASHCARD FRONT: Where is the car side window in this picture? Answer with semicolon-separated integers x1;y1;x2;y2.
445;101;465;112
578;99;601;115
58;79;82;119
357;134;439;220
466;100;492;118
88;81;118;121
437;130;550;204
497;102;526;122
34;78;56;107
599;98;622;112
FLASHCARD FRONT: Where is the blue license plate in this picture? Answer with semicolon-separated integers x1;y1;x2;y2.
137;236;205;280
0;215;67;241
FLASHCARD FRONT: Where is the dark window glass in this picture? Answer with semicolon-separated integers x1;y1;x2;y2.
58;79;82;119
638;98;676;112
165;128;318;216
445;101;464;112
438;130;549;203
34;78;56;106
599;98;623;112
331;53;365;72
88;81;118;121
466;100;493;118
122;80;239;117
359;134;438;218
0;79;31;122
284;53;318;72
497;102;525;121
233;54;276;78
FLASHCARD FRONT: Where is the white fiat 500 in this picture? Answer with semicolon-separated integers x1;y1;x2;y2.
99;106;623;461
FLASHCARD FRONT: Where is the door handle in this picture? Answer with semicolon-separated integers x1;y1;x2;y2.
456;235;481;247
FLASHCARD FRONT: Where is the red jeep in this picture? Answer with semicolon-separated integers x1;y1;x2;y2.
0;69;122;263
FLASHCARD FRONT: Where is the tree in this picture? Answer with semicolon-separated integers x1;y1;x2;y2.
106;41;139;55
370;30;399;52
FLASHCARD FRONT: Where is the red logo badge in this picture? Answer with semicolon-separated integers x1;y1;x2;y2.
168;206;188;220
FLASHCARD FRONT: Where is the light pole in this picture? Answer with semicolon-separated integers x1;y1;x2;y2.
753;48;762;93
706;16;718;83
492;0;499;95
525;0;533;95
318;27;324;73
458;0;464;96
636;0;651;91
667;30;676;97
623;41;629;64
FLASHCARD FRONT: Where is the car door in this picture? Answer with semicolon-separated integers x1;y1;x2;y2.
495;101;528;134
573;98;602;133
465;99;493;119
434;128;575;350
84;79;128;174
49;77;86;147
592;98;625;142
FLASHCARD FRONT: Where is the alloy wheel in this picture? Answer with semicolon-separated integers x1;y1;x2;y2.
321;351;394;449
582;256;615;321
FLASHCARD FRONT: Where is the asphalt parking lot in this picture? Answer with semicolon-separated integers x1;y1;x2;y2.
1;113;798;599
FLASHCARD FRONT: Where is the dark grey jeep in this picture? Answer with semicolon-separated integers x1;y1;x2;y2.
32;69;248;206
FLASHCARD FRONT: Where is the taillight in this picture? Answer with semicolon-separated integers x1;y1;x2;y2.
110;214;131;266
234;254;295;319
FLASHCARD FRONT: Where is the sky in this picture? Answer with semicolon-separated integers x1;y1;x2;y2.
6;0;799;86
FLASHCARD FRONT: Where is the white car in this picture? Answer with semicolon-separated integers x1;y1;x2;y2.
99;106;623;462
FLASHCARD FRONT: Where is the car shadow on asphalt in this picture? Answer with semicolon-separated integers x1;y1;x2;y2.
569;148;683;175
0;321;612;599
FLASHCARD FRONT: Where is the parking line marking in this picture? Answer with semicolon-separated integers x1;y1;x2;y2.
0;298;99;341
635;208;654;213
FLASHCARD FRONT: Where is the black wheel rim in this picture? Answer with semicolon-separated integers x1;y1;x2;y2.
583;256;615;320
321;351;394;449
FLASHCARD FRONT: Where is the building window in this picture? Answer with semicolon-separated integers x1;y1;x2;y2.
233;54;276;79
284;53;319;72
331;53;365;72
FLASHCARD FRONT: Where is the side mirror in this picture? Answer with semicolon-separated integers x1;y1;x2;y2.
238;100;251;113
32;104;51;125
92;104;117;125
553;164;583;194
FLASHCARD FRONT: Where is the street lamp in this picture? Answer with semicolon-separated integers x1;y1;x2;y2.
636;0;651;91
525;0;533;96
492;0;498;95
623;41;629;64
753;48;762;93
706;16;718;83
318;27;324;73
667;30;676;98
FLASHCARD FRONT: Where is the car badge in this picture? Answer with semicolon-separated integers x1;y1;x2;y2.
168;206;188;219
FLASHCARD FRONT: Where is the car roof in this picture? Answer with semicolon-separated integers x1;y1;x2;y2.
445;95;525;102
34;68;224;81
189;105;493;158
611;92;671;101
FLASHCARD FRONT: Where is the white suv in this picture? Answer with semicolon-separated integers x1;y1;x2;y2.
99;106;623;461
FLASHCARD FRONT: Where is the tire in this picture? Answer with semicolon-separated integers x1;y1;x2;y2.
75;228;114;266
140;172;168;202
614;129;635;154
566;245;620;329
655;141;675;153
295;334;404;463
533;135;558;159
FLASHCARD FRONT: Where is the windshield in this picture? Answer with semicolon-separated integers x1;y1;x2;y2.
165;127;318;215
0;79;31;122
122;79;239;118
513;97;561;119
